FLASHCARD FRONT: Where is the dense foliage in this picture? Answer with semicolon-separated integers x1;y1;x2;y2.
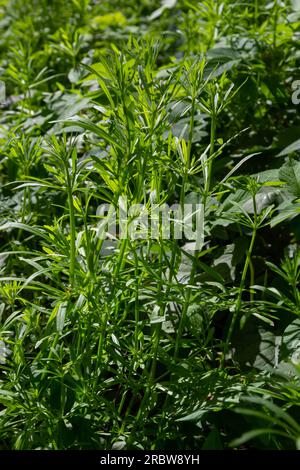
1;0;300;450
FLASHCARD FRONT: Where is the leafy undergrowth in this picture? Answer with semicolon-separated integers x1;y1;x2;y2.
0;0;300;450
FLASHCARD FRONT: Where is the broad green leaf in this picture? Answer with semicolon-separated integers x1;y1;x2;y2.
270;201;300;227
281;318;300;365
232;321;277;370
279;159;300;197
202;428;223;450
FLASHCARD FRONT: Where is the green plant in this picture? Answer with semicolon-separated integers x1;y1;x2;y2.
0;0;300;451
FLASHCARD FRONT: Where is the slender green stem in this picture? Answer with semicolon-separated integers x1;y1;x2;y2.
255;0;259;32
65;171;76;288
205;111;216;198
128;196;165;442
21;186;29;223
273;0;278;49
175;94;197;359
173;267;195;359
175;95;217;361
221;194;258;368
149;233;164;381
174;89;203;360
292;281;300;311
180;95;196;210
249;258;255;302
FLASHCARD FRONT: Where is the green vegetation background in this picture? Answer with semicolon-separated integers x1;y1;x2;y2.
0;0;300;450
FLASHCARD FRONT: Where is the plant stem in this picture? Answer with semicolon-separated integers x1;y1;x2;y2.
255;0;259;31
65;171;76;288
175;97;216;360
221;194;258;368
273;0;278;49
175;93;198;359
205;110;216;198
